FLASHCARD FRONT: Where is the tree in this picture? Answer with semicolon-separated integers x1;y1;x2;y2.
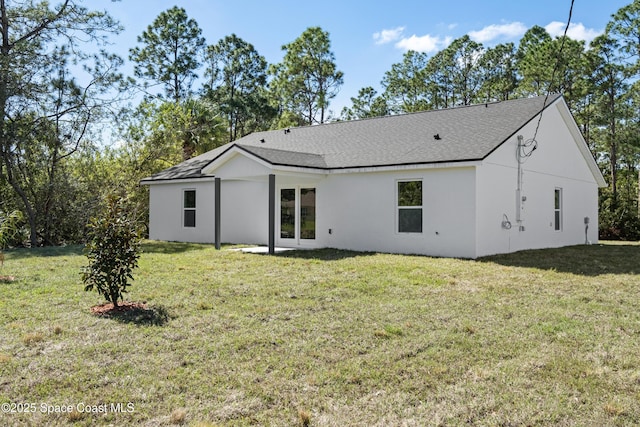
0;0;124;247
424;49;454;109
129;97;224;162
589;34;629;206
608;0;640;222
0;210;22;267
515;26;553;96
129;6;205;103
341;87;389;120
82;194;142;308
382;50;430;113
270;27;343;126
607;0;640;72
477;43;518;102
442;35;485;106
203;34;275;142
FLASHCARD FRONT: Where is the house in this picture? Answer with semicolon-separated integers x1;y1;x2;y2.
140;94;606;258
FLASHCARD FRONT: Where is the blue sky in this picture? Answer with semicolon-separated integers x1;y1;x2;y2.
95;0;631;115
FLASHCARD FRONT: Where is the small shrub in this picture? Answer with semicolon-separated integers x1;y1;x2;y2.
384;324;404;336
81;194;142;308
298;409;311;426
375;324;404;339
196;301;213;311
603;401;625;416
170;408;187;424
66;409;83;422
22;332;45;345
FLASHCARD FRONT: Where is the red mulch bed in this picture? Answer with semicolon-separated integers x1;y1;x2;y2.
90;301;148;316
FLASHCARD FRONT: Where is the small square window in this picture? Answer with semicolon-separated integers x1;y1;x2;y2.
184;190;196;209
399;208;423;233
398;181;423;206
184;210;196;227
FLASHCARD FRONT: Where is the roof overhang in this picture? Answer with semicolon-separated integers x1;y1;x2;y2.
555;99;607;187
139;176;218;186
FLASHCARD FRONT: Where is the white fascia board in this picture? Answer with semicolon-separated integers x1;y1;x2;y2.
326;160;481;174
268;160;480;176
140;177;217;186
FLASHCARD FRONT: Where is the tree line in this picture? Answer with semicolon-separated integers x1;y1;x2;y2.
1;1;639;247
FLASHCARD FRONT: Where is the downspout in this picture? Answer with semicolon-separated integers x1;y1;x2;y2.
268;174;275;255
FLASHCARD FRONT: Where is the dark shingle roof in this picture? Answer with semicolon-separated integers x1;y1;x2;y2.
142;94;561;181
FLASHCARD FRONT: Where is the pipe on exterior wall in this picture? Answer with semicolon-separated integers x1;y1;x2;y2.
584;216;590;245
516;135;524;225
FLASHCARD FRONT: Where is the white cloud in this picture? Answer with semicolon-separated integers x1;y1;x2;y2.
468;22;528;43
395;34;453;53
373;26;406;45
545;21;602;43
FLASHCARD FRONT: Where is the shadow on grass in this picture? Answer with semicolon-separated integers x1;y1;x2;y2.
4;240;213;260
479;242;640;276
276;248;376;261
141;240;214;255
111;305;171;326
93;303;172;326
4;245;84;259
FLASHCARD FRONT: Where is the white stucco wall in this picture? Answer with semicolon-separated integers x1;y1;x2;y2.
316;167;477;258
476;102;600;257
147;162;481;257
148;180;216;243
219;179;270;245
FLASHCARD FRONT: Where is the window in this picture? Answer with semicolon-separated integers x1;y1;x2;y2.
554;188;562;231
183;189;196;228
398;181;422;233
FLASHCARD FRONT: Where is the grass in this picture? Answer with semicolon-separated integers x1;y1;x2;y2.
0;241;640;426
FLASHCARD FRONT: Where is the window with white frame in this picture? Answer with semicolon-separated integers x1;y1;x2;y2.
554;188;562;231
397;180;423;233
183;189;196;228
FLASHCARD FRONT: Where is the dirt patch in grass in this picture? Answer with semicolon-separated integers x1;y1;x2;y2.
0;275;15;282
90;300;148;315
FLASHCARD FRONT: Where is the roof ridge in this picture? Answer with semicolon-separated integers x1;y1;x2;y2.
272;93;562;132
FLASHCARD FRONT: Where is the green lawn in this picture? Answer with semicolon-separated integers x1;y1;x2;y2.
1;241;640;426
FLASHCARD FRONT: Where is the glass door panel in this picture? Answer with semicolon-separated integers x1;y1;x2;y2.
280;189;296;239
300;188;316;240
